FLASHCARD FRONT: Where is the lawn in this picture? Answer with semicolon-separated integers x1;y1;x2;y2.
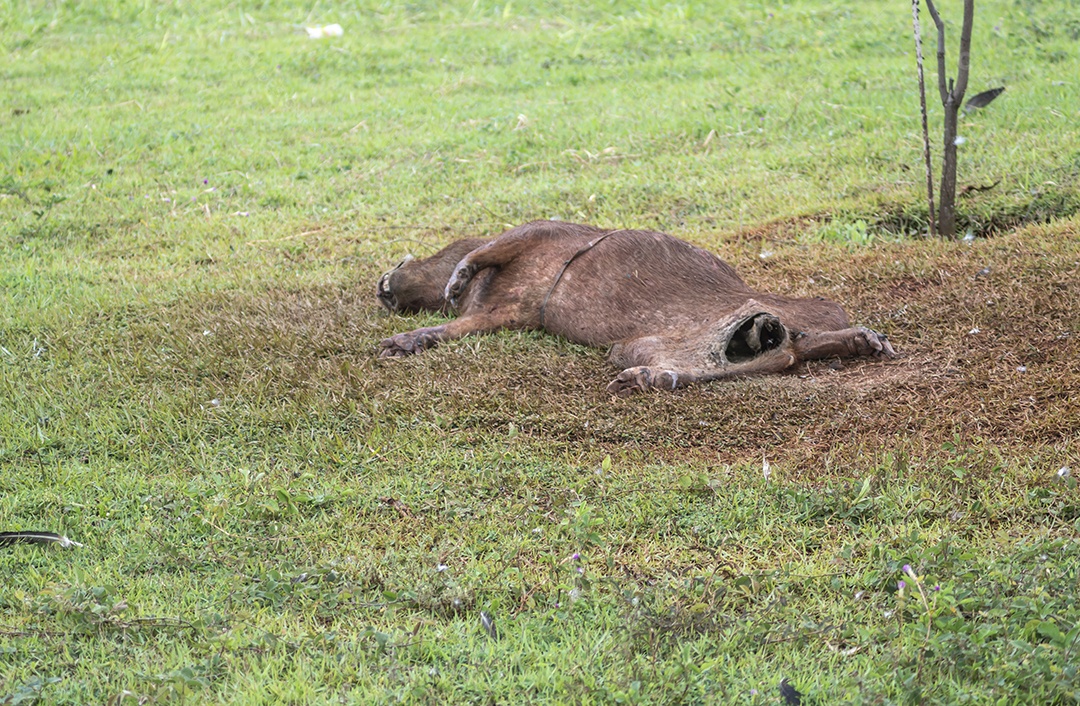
2;0;1079;703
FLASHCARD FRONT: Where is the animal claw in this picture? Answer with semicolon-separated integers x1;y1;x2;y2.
607;367;650;396
858;328;896;359
379;327;445;358
607;367;680;396
379;334;419;358
378;340;410;358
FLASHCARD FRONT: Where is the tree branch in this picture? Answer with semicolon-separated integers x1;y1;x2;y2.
912;0;937;236
954;0;975;103
924;0;949;104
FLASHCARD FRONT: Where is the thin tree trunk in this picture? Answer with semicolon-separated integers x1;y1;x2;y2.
912;0;936;237
939;99;959;238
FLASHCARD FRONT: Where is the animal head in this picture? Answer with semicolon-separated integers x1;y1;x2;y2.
376;254;416;312
376;237;492;315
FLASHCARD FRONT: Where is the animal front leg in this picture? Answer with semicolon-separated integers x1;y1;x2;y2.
792;327;896;361
379;313;503;358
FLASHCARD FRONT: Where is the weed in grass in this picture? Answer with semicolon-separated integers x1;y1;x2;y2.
801;218;876;248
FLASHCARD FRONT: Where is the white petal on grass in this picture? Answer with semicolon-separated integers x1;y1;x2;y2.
954;135;967;146
306;24;343;39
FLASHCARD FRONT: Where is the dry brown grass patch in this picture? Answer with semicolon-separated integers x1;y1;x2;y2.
143;218;1080;479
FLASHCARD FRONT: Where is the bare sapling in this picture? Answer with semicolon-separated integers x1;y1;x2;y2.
922;0;976;239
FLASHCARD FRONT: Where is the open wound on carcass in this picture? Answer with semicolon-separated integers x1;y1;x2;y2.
723;313;786;364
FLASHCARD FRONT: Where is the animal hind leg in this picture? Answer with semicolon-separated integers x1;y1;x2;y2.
605;336;697;396
606;332;797;396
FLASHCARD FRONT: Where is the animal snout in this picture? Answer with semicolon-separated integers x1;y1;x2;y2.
376;272;398;311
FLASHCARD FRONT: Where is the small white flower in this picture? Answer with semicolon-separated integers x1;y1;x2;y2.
532;527;542;534
759;250;774;260
954;136;967;146
1057;466;1071;479
968;327;980;335
436;564;449;572
1016;365;1027;373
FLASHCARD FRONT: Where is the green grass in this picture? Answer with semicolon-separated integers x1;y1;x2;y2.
2;1;1080;703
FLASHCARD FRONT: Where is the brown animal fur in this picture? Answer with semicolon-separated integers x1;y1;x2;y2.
377;221;895;395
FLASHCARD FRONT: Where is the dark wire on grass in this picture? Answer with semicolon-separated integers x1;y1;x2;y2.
0;531;83;548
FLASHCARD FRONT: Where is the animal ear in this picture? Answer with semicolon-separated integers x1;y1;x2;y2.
394;254;415;269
